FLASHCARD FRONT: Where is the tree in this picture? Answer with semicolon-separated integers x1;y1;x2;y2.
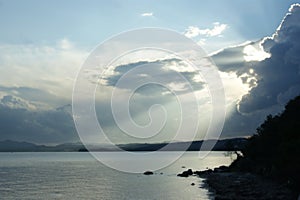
232;95;300;191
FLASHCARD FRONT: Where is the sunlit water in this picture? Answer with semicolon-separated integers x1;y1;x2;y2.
0;152;234;200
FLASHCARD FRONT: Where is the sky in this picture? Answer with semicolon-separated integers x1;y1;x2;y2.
0;1;300;144
0;0;299;51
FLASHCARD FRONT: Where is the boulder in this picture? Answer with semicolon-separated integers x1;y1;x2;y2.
143;171;154;175
177;169;193;177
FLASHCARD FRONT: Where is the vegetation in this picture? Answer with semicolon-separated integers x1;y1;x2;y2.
230;95;300;192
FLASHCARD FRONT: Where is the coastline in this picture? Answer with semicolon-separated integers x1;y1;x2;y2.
178;166;298;200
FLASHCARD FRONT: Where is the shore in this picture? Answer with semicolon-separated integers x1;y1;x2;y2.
178;167;298;200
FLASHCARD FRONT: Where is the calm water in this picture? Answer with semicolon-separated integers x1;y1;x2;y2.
0;152;233;200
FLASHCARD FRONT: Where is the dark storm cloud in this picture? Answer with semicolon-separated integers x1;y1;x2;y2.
213;4;300;114
212;4;300;137
238;4;300;114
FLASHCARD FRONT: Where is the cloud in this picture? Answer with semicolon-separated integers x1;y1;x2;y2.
2;4;300;142
238;3;300;114
211;3;300;137
0;95;37;110
0;37;213;144
0;39;87;105
141;12;153;17
184;22;228;38
58;38;73;50
0;95;78;144
90;57;216;143
0;86;67;109
0;39;86;144
101;58;205;95
197;39;206;46
243;44;270;62
211;41;254;75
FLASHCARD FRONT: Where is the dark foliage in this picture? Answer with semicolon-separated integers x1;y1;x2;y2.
231;95;300;192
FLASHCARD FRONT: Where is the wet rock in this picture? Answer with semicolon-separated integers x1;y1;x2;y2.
143;171;153;175
193;169;213;176
177;169;193;177
213;165;229;173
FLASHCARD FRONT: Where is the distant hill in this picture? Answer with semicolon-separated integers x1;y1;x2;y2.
118;138;247;151
0;140;84;152
0;140;42;152
0;138;247;152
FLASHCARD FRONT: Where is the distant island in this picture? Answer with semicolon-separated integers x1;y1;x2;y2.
0;137;247;152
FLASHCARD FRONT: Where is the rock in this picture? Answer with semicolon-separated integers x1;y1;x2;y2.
177;169;193;177
214;165;229;173
201;172;297;199
143;171;153;175
194;169;213;176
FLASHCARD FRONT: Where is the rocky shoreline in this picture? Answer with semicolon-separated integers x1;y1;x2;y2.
178;166;298;200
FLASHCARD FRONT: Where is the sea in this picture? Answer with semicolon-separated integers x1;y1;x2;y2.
0;152;234;200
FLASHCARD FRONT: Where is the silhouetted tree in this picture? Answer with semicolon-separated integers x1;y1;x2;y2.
232;95;300;191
